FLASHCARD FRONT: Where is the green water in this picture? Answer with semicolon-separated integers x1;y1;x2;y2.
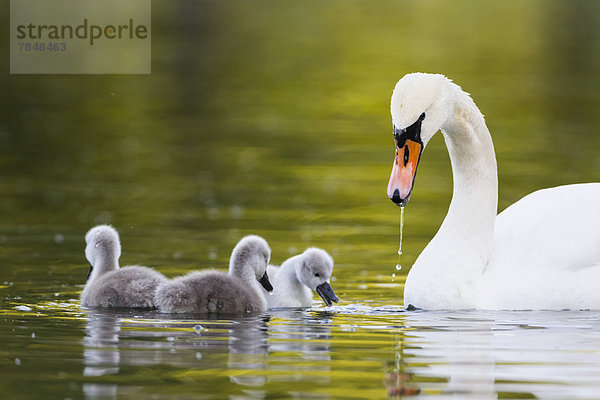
2;0;600;398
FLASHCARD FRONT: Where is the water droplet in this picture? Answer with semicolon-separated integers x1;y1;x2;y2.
193;325;204;333
31;332;35;338
14;358;21;366
393;207;405;280
397;206;405;256
53;233;64;244
196;352;202;360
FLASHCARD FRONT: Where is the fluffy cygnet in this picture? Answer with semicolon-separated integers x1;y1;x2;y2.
80;225;167;308
155;235;273;314
265;248;339;308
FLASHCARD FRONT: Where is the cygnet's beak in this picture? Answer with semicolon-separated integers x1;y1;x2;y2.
316;282;339;307
387;138;423;207
259;272;273;293
86;265;93;280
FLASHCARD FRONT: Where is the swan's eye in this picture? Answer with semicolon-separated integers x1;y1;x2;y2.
393;126;405;145
394;112;426;148
314;273;320;277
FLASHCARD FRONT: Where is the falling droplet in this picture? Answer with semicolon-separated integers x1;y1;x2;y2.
397;206;405;255
392;207;406;282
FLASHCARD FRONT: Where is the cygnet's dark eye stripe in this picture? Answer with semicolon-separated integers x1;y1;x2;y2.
393;112;426;148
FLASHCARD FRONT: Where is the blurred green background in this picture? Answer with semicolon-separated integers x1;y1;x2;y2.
0;0;598;303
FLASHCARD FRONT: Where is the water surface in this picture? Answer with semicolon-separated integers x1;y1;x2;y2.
1;1;599;398
4;300;600;399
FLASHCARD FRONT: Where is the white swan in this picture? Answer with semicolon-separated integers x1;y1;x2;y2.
81;225;167;308
265;248;339;308
387;73;600;310
155;235;273;313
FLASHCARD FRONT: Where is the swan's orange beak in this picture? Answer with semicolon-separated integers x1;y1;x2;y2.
387;139;423;206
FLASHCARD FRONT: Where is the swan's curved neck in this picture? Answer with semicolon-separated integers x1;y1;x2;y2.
280;255;304;286
408;88;498;308
229;256;255;282
229;256;265;305
91;249;119;279
279;255;313;301
440;88;498;251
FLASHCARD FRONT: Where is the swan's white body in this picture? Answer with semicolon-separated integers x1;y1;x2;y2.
392;73;600;310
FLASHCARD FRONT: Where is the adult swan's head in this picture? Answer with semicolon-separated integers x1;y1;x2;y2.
386;73;460;206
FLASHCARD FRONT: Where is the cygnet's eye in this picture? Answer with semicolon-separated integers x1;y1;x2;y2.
314;272;320;278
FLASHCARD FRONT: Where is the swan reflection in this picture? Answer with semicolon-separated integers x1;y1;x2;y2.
267;309;332;383
398;310;600;399
81;309;332;399
82;311;121;399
